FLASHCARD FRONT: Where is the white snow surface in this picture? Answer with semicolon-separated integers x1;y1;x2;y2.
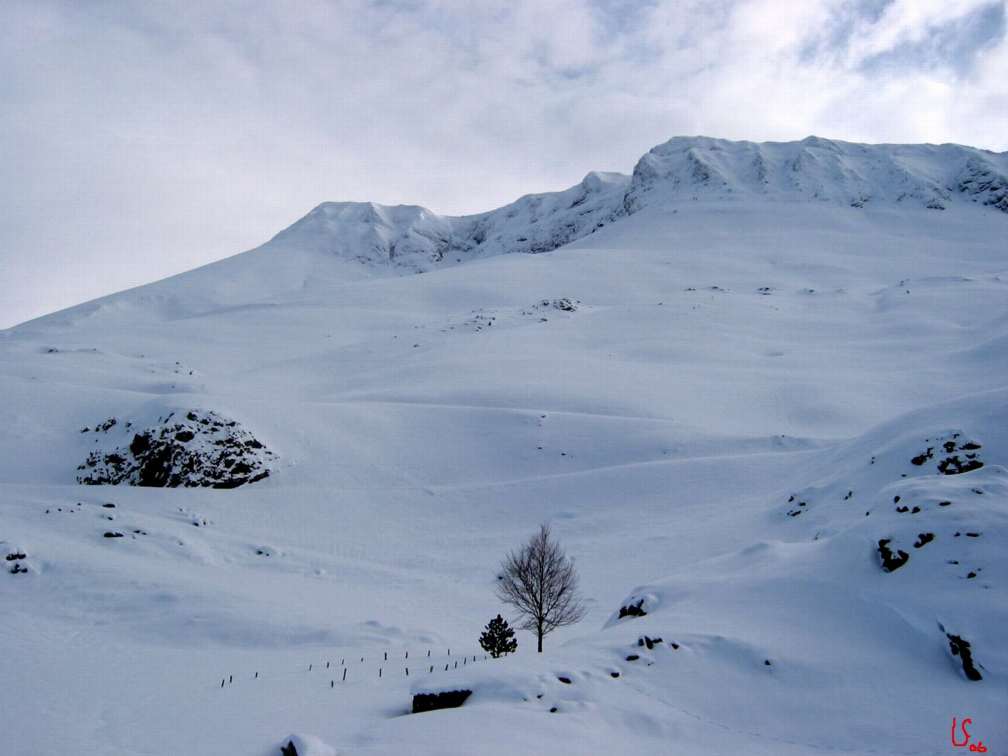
1;136;1007;755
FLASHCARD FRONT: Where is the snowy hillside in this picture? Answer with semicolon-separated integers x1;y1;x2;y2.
2;136;1007;755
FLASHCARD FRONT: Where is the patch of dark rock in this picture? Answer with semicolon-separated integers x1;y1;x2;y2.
610;671;620;678
557;676;572;684
411;689;472;713
280;740;299;756
764;659;771;666
939;501;951;507
896;505;909;513
913;533;935;549
894;495;901;503
878;539;910;572
103;531;124;538
550;706;558;713
669;642;679;650
946;634;982;681
618;599;647;619
102;503;115;508
937;456;983;475
911;506;920;514
911;448;934;465
960;442;981;451
967;571;977;579
129;433;151;456
5;552;26;561
625;654;640;662
638;636;663;650
78;410;273;488
9;563;28;575
786;500;807;516
965;532;980;538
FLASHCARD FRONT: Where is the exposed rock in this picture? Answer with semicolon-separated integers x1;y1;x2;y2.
878;539;910;572
946;633;983;681
913;533;935;549
618;599;647;619
937;455;983;475
77;410;274;489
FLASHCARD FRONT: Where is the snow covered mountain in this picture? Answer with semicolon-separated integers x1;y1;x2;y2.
2;136;1006;755
272;136;1008;276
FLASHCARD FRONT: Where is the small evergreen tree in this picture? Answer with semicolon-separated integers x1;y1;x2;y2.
479;614;518;658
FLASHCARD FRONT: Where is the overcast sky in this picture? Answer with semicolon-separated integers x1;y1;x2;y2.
1;0;1006;327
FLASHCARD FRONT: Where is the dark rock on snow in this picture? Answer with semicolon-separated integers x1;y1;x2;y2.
947;633;983;681
618;599;647;619
878;539;910;572
77;410;273;489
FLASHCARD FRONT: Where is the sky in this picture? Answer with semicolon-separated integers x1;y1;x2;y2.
1;0;1006;328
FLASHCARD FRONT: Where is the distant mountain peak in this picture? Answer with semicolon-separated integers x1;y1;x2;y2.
264;136;1006;276
624;135;1007;214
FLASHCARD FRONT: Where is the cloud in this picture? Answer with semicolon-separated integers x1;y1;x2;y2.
0;0;1005;326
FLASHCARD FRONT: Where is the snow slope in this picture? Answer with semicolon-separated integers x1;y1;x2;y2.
1;136;1007;755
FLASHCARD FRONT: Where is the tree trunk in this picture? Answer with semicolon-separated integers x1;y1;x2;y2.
537;627;543;653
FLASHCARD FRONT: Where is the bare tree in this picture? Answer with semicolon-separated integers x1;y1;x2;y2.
496;523;587;652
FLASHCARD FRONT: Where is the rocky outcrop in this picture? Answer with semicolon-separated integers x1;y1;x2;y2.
618;599;647;619
877;539;910;572
946;633;982;681
77;410;274;488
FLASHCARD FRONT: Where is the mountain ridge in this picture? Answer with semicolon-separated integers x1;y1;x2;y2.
258;135;1008;273
7;135;1006;331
